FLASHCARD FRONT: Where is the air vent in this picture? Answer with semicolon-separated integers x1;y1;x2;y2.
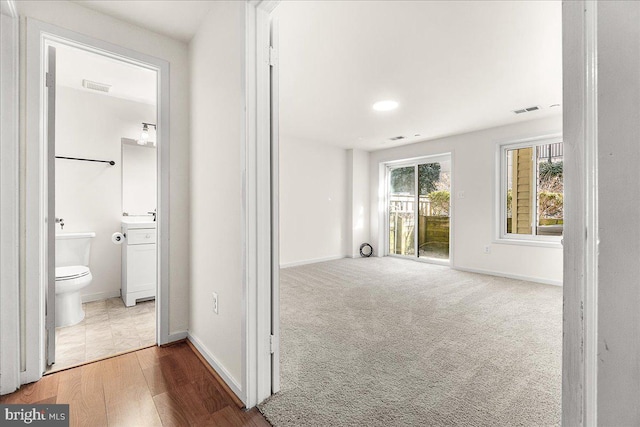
513;105;540;114
82;79;111;93
389;136;406;141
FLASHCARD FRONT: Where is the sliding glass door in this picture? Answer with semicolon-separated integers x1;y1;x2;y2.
389;166;416;256
388;155;451;262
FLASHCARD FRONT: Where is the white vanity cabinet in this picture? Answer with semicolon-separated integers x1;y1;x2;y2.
121;221;156;307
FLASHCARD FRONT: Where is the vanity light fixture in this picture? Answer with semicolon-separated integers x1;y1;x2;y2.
137;122;157;146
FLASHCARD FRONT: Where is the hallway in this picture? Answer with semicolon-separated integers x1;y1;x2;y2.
0;342;269;426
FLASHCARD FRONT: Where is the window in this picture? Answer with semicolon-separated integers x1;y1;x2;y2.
499;138;563;242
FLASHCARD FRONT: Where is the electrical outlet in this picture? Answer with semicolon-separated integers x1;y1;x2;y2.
457;191;465;199
483;245;491;254
212;292;219;314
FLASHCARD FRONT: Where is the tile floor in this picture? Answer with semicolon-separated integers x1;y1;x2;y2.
50;297;155;372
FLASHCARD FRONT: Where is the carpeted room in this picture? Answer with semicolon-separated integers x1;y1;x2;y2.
260;258;561;426
268;1;562;425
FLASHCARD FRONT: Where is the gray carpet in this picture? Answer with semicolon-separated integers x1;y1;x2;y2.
258;257;561;426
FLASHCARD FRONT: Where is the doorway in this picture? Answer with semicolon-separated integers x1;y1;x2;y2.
24;19;170;380
387;155;452;263
248;0;584;420
46;42;159;372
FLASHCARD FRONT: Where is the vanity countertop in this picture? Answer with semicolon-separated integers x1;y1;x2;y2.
121;218;156;229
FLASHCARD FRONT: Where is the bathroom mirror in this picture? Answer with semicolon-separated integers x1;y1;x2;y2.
121;138;157;215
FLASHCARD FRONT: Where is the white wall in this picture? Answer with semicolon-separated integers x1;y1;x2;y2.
369;115;563;285
189;0;245;395
279;137;349;267
596;2;640;423
346;149;370;258
55;86;155;302
16;0;190;335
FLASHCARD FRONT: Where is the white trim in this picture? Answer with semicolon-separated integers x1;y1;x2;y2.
280;255;347;269
188;333;244;404
453;266;563;287
0;0;21;395
448;151;456;268
561;2;597;424
244;0;281;409
269;14;281;395
25;18;171;381
493;238;563;249
80;291;122;304
376;162;386;257
154;50;171;348
384;153;451;168
0;0;16;17
255;2;272;405
243;0;257;409
24;16;45;384
583;1;598;424
494;133;563;244
167;331;188;342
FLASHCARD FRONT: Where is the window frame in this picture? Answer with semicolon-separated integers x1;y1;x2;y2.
495;134;563;247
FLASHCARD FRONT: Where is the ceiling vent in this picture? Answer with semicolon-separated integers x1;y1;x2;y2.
389;136;406;141
82;79;111;93
513;105;540;114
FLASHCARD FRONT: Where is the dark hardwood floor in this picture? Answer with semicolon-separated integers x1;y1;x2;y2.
0;342;271;427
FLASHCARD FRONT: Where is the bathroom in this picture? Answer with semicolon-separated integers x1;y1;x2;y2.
51;43;158;371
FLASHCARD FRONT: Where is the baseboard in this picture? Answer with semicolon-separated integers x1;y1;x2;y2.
453;266;563;286
280;255;347;269
187;333;245;406
166;331;188;343
81;290;121;303
20;367;42;387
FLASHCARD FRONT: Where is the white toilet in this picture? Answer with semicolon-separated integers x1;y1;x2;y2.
55;232;95;327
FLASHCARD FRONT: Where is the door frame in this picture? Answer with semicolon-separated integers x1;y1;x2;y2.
0;0;20;395
244;0;280;408
383;153;454;267
562;1;598;424
24;18;170;382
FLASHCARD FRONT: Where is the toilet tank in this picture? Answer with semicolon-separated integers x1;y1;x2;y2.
55;232;96;267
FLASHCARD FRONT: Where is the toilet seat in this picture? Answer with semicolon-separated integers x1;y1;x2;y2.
55;265;90;281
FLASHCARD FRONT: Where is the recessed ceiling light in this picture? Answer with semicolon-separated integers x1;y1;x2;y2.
373;100;398;111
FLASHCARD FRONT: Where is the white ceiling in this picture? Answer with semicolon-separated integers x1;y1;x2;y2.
72;1;212;43
276;1;562;151
54;42;157;105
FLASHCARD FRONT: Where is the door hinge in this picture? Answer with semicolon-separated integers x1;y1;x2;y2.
46;72;54;88
269;334;276;354
269;46;277;67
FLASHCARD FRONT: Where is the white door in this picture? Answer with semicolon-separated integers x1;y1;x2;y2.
270;16;281;394
45;45;57;366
